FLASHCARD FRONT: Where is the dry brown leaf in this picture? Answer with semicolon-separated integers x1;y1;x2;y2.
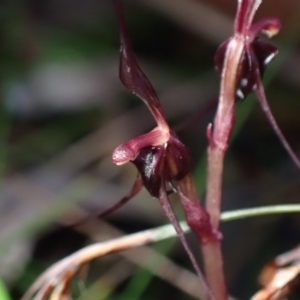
252;263;300;299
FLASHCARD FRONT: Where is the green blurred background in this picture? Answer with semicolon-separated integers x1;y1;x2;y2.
1;0;300;299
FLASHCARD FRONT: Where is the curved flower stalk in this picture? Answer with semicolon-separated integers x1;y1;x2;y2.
214;0;300;168
203;0;300;299
110;0;220;299
207;4;278;230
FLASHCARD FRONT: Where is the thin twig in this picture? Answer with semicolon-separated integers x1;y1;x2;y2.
22;204;300;300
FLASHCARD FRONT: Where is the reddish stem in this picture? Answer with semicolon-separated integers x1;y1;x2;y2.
178;174;226;300
204;36;245;300
234;0;262;34
201;242;227;300
158;187;214;300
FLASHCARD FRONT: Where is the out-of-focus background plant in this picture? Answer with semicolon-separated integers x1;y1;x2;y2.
2;0;300;299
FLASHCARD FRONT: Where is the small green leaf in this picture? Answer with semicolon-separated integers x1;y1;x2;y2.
0;278;11;300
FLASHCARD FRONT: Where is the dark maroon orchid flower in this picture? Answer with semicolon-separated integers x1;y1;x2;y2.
103;1;223;298
214;0;300;168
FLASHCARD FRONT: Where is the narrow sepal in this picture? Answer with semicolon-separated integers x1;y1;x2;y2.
250;50;300;170
113;0;168;129
94;175;143;217
69;176;143;227
158;188;214;300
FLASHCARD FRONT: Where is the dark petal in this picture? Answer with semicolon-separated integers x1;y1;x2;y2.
132;146;165;197
220;41;277;102
113;0;168;129
235;41;277;101
214;39;230;75
251;40;278;74
235;46;257;101
166;133;192;180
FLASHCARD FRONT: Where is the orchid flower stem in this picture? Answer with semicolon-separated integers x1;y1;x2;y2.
201;240;226;300
158;188;214;300
204;35;245;300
